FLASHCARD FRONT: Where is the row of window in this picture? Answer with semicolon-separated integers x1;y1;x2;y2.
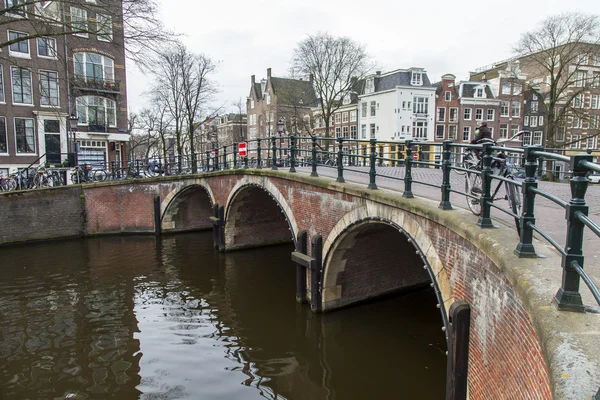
7;32;58;59
569;115;600;130
334;111;357;123
574;71;600;88
438;107;496;123
573;94;600;109
0;116;46;154
524;116;545;127
0;65;59;106
358;121;429;140
334;125;358;139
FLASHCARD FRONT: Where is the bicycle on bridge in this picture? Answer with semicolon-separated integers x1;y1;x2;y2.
460;131;525;234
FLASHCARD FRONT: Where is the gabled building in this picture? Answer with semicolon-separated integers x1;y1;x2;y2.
246;68;318;160
434;74;460;143
522;89;547;147
357;68;436;165
0;0;129;176
457;81;500;143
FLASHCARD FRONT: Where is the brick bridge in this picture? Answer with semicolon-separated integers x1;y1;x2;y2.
1;169;599;399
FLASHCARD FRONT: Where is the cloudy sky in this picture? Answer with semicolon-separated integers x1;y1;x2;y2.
126;0;600;114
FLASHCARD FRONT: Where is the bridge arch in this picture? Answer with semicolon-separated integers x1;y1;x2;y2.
161;180;216;233
224;175;298;251
321;201;452;323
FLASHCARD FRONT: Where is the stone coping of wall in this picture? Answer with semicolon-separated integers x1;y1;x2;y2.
2;170;599;398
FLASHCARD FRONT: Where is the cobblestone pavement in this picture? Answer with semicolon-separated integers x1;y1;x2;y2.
295;165;600;302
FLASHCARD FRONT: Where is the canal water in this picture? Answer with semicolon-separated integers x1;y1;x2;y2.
0;232;446;399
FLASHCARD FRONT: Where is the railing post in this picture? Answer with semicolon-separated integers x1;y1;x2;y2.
233;142;238;169
404;140;414;198
289;135;297;173
439;140;453;210
311;136;318;177
515;146;541;258
336;137;345;183
214;147;220;171
368;138;377;189
554;153;593;312
477;143;494;228
205;151;210;172
271;136;278;170
257;138;262;169
222;145;227;170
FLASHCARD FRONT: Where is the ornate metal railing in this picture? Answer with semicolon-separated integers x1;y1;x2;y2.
206;135;600;312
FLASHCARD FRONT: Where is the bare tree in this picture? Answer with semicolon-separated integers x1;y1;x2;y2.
513;12;600;153
179;48;219;172
290;32;373;148
0;0;176;67
232;98;246;143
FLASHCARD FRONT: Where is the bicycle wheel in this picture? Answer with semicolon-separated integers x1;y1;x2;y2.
93;169;108;182
465;168;482;216
33;174;49;188
71;170;85;184
505;180;522;235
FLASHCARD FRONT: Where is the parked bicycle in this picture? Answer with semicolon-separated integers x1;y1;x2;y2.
0;172;16;191
463;132;525;234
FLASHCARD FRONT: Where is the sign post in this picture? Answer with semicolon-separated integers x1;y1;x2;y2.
413;152;419;161
238;142;247;157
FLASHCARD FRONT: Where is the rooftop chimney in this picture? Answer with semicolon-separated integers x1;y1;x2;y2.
251;75;255;85
267;68;272;79
309;73;314;84
376;71;381;76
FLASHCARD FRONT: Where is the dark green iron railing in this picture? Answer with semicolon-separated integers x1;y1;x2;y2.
209;135;600;312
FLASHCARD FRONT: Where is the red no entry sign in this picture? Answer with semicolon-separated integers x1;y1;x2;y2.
238;142;247;157
413;152;419;161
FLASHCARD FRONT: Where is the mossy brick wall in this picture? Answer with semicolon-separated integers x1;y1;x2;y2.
0;186;85;245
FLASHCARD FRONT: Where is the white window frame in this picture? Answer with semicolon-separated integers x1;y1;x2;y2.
76;96;117;128
448;125;457;140
445;91;451;102
0;117;6;154
436;124;444;139
350;110;357;122
437;107;445;122
5;0;25;17
342;126;348;138
96;13;113;42
413;97;428;115
511;101;521;117
36;37;57;59
14;117;36;154
570;134;580;149
412;121;427;139
74;52;115;82
531;101;539;113
501;101;509;117
70;7;89;38
587;136;597;149
475;108;483;121
575;71;586;88
462;126;471;142
500;124;508;139
342;112;348;123
539;116;544;126
361;124;366;139
369;123;375;138
486;109;494;122
8;30;30;58
39;69;59;107
449;108;458;122
0;67;4;104
530;116;537;128
501;82;511;95
463;108;471;121
411;71;422;86
350;125;357;139
524;116;529;126
370;101;376;117
10;66;33;105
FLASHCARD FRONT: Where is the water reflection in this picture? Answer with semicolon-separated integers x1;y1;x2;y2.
0;232;446;399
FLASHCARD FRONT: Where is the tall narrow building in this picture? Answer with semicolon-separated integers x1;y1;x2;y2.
0;0;129;176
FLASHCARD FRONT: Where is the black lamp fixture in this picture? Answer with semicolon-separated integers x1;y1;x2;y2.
276;118;285;136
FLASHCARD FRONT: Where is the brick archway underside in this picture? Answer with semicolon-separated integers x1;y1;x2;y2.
225;186;293;251
323;221;431;310
162;185;213;233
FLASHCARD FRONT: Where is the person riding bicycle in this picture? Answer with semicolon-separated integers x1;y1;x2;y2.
470;121;494;162
470;121;493;145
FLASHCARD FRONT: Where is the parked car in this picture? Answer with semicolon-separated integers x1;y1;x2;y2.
588;173;600;184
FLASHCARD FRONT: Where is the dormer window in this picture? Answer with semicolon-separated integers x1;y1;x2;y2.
343;94;351;105
411;72;422;86
475;88;484;98
365;78;374;94
445;91;451;101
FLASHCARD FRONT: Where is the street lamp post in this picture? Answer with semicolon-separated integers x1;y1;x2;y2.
67;113;79;166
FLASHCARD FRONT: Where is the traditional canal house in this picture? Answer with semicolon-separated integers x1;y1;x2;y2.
0;0;130;176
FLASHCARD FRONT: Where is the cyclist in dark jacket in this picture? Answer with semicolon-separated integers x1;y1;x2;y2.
470;121;493;144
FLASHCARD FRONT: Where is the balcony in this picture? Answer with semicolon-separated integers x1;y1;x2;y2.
71;76;121;94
